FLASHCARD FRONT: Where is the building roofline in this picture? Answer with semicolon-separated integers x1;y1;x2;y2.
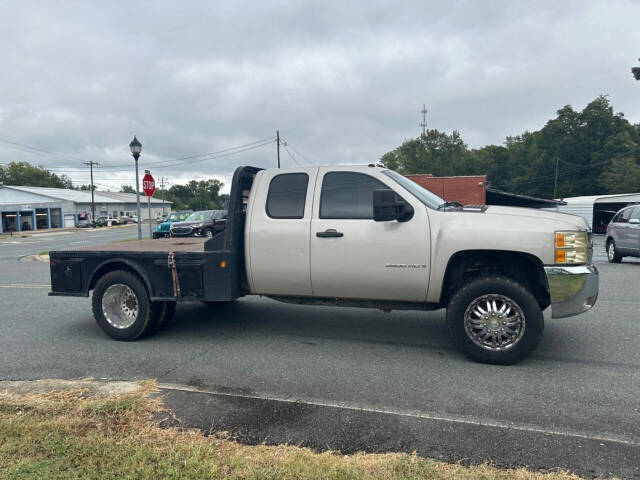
487;187;566;206
405;174;487;179
0;185;172;204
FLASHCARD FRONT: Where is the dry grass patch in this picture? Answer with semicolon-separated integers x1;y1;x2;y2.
0;382;608;480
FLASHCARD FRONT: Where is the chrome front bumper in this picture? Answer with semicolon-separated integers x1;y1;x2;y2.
544;265;599;318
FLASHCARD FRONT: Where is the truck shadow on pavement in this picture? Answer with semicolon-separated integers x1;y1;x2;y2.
155;298;457;354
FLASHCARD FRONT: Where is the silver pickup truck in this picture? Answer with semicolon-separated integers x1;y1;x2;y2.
49;165;598;365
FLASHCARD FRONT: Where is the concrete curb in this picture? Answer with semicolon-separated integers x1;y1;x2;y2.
0;378;143;397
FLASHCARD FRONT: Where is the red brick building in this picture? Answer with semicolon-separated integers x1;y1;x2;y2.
405;174;487;205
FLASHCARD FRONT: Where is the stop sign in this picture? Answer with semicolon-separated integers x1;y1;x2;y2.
142;172;155;197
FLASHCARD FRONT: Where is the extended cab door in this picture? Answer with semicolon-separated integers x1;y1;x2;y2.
310;167;430;302
246;168;318;296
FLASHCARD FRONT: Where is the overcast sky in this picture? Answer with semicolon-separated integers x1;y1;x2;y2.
1;0;639;192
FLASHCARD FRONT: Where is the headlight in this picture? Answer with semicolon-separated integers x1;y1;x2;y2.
193;223;204;228
555;231;589;265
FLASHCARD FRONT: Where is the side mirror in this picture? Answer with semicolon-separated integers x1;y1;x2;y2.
373;189;414;222
630;218;640;224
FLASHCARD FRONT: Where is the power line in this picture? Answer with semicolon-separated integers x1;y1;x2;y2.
0;135;275;172
83;161;99;222
278;136;314;165
276;130;281;168
0;137;87;163
282;145;301;166
98;136;276;170
99;138;276;171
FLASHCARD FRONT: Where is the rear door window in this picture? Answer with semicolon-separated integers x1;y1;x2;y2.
266;173;309;219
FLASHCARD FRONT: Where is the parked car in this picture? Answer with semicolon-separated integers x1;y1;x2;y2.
76;213;92;228
605;205;640;262
169;210;227;238
95;215;119;227
120;215;138;224
153;211;192;238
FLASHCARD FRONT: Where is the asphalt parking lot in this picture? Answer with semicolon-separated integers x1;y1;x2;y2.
1;231;638;478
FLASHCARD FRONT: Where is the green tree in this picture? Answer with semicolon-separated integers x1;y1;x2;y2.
632;57;640;80
380;129;468;176
120;185;135;193
600;157;640;193
168;179;225;211
0;161;73;188
380;95;640;198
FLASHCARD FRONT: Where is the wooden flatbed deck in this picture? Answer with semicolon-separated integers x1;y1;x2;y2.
64;237;207;253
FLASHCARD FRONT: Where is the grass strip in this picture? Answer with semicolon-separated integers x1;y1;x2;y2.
0;382;604;480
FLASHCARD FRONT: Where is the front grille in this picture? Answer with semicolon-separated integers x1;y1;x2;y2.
171;227;192;235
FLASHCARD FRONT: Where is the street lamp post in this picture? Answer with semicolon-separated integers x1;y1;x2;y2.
129;136;143;240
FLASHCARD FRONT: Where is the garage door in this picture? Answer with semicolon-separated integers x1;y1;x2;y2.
64;214;76;228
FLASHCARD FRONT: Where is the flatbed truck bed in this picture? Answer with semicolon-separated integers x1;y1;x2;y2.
49;166;259;308
66;237;207;253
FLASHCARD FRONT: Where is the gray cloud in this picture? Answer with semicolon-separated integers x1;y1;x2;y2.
1;0;639;191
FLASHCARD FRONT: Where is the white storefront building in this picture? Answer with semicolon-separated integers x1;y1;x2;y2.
0;185;172;233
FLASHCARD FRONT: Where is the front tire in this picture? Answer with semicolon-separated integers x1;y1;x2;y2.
92;270;154;341
446;275;543;365
607;239;622;263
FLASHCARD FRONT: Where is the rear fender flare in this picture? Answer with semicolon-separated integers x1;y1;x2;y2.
87;258;155;297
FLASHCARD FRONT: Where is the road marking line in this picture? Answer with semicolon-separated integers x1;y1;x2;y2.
0;284;49;289
158;383;640;448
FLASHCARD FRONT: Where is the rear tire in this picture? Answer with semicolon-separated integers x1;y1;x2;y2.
607;239;622;263
446;275;543;365
92;270;153;341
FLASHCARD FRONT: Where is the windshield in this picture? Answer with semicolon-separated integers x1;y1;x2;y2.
185;211;213;222
167;213;179;221
382;170;444;209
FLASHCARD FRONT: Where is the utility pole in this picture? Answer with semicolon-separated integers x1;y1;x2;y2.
420;104;428;137
553;158;559;199
160;176;167;216
276;130;281;168
83;161;99;226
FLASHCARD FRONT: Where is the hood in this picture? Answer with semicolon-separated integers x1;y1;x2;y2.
436;204;590;234
482;206;589;230
171;220;207;228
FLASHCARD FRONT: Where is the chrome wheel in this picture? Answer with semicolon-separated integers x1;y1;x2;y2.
608;242;615;261
101;284;139;329
464;294;525;351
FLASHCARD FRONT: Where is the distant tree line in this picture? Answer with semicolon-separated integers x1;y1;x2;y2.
120;179;228;211
0;161;74;189
0;161;227;211
381;95;640;198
